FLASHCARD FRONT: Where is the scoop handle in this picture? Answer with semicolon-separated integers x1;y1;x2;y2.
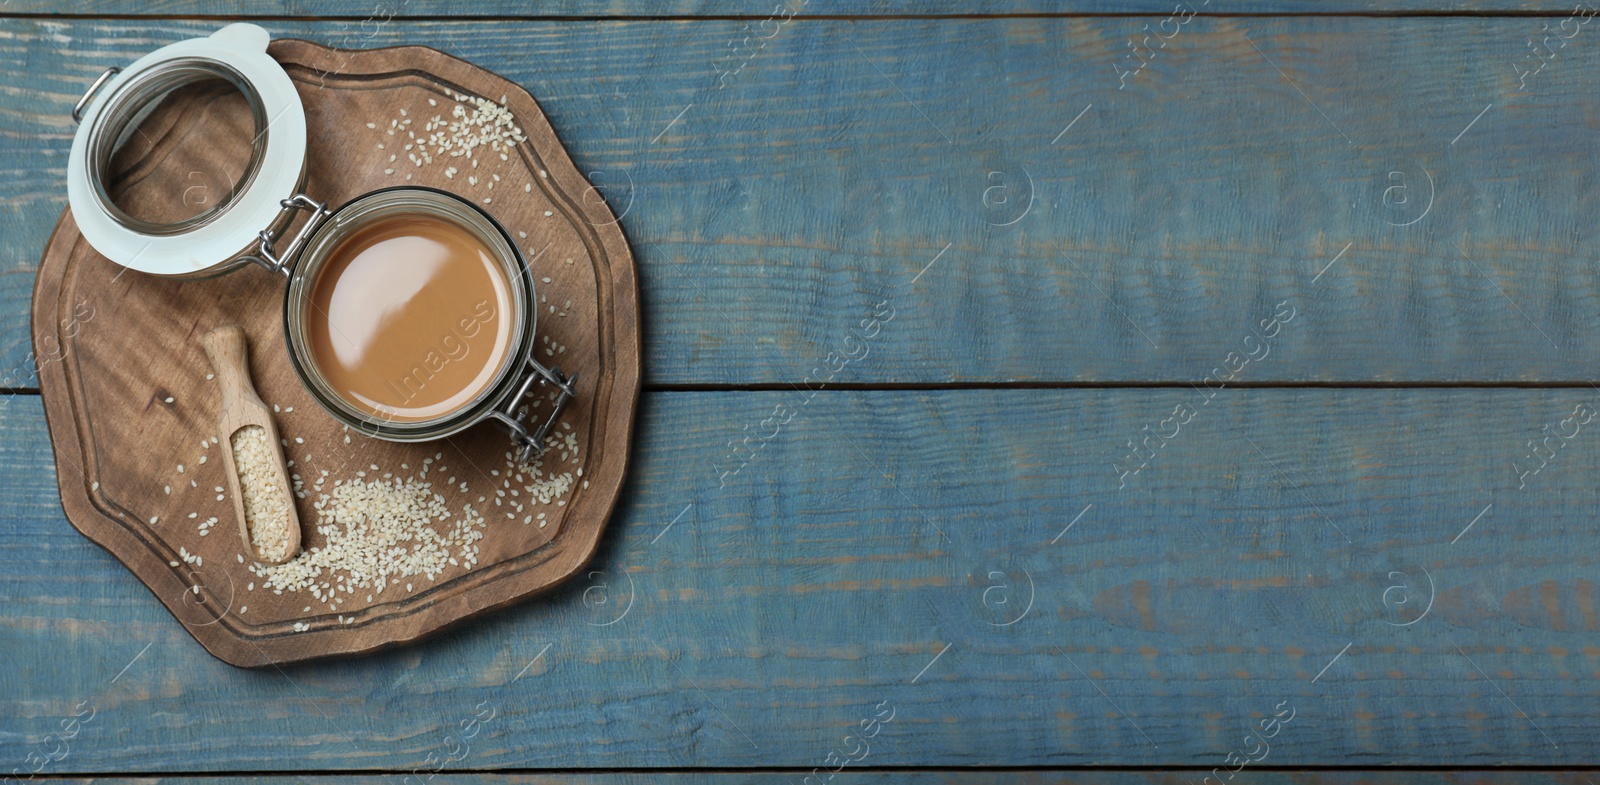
202;325;259;417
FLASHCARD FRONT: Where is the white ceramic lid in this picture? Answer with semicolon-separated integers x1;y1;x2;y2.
66;23;306;276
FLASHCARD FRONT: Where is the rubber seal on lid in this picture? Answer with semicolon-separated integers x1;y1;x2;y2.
66;23;306;276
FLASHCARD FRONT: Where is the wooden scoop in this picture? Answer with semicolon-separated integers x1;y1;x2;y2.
202;325;301;565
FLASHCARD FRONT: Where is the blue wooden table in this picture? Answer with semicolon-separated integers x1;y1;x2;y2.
4;2;1600;781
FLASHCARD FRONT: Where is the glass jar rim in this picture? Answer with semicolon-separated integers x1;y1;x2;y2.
85;56;271;238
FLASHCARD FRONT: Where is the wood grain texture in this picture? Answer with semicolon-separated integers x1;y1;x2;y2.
6;16;1600;387
32;776;1600;785
6;387;1600;768
30;36;641;666
0;2;1585;16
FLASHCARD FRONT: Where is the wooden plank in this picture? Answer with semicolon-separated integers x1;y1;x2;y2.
33;775;1600;784
6;387;1600;769
0;2;1585;17
5;15;1600;390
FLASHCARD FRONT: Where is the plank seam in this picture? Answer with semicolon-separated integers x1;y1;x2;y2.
19;766;1600;776
0;12;1596;22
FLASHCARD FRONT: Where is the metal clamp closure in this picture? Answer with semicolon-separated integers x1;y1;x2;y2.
250;194;330;277
73;67;122;124
490;356;580;464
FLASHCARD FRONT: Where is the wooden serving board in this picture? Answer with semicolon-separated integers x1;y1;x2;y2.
31;37;640;667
